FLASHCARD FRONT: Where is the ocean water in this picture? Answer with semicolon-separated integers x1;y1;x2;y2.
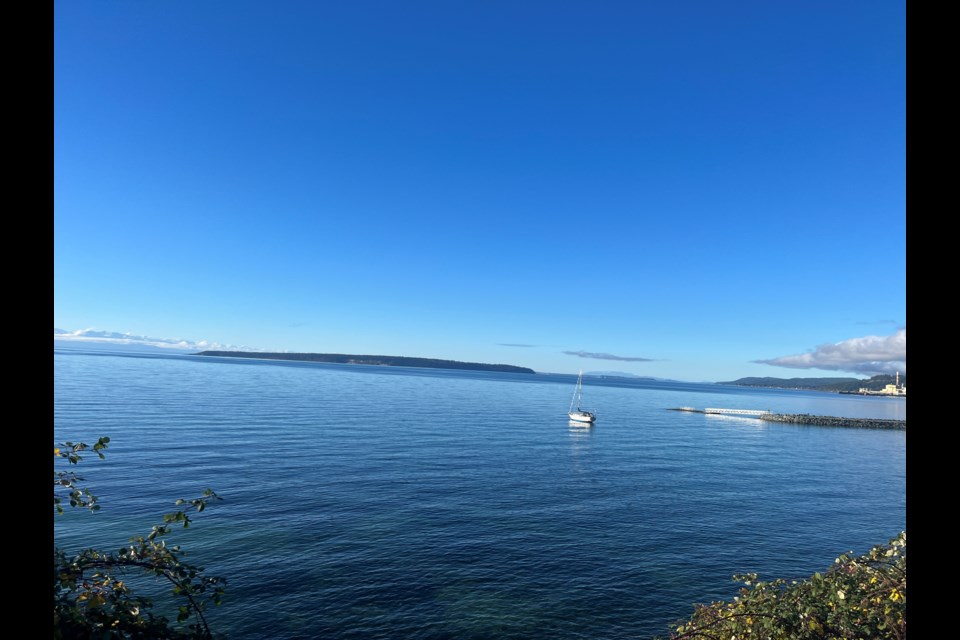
54;349;906;639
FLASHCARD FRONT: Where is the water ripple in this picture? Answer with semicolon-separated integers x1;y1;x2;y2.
55;351;905;639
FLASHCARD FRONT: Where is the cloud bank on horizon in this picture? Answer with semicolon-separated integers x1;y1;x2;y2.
755;329;906;376
54;328;259;353
563;350;654;363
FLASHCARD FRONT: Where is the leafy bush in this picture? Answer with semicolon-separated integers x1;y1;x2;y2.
665;532;906;639
54;438;226;639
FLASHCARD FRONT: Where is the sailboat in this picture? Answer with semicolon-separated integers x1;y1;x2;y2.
568;370;596;423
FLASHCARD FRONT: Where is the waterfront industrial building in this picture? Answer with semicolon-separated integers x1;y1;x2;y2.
858;371;906;396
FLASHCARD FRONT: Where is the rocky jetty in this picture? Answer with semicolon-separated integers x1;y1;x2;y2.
669;408;905;430
759;413;905;430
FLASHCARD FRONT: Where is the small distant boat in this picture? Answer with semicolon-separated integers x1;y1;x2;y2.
568;370;596;423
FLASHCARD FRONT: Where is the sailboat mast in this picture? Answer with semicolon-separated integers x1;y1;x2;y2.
569;372;579;413
570;370;583;411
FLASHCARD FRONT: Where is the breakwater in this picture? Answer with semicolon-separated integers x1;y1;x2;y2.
759;413;905;430
670;408;905;430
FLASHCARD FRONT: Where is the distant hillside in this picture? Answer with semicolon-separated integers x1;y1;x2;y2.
196;351;535;374
585;372;685;382
585;371;658;380
719;374;906;392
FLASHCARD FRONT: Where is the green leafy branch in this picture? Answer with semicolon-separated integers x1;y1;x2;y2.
54;438;226;639
664;531;906;640
54;436;110;515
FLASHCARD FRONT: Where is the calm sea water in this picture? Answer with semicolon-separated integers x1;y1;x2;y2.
54;348;906;639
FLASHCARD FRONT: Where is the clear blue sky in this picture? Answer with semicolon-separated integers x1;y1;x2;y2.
54;1;905;381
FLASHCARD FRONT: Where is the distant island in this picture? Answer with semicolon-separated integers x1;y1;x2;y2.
195;351;536;374
584;371;689;383
718;374;907;393
584;371;659;380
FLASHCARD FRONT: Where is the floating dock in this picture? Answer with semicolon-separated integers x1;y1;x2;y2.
672;407;770;415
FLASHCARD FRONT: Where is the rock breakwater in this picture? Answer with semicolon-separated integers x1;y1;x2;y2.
759;413;905;430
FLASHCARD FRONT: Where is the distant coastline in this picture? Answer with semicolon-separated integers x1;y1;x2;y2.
195;351;536;374
718;374;907;394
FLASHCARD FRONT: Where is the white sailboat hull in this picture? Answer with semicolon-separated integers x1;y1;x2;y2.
568;411;596;423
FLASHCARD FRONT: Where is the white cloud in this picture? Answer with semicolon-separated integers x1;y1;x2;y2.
53;327;261;353
755;329;906;376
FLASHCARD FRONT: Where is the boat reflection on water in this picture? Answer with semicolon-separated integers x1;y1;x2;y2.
568;420;594;434
568;420;592;471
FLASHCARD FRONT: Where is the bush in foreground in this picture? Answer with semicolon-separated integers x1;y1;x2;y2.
664;532;906;639
54;437;226;639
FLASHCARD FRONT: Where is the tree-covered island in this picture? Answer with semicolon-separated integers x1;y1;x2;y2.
195;351;536;374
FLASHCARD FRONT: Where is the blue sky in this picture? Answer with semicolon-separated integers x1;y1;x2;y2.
54;1;905;380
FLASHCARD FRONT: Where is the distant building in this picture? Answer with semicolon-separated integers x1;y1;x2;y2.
859;371;906;396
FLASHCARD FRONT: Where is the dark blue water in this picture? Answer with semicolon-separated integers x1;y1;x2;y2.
54;348;906;639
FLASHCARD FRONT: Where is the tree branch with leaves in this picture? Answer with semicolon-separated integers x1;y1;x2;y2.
54;437;227;639
663;531;906;640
